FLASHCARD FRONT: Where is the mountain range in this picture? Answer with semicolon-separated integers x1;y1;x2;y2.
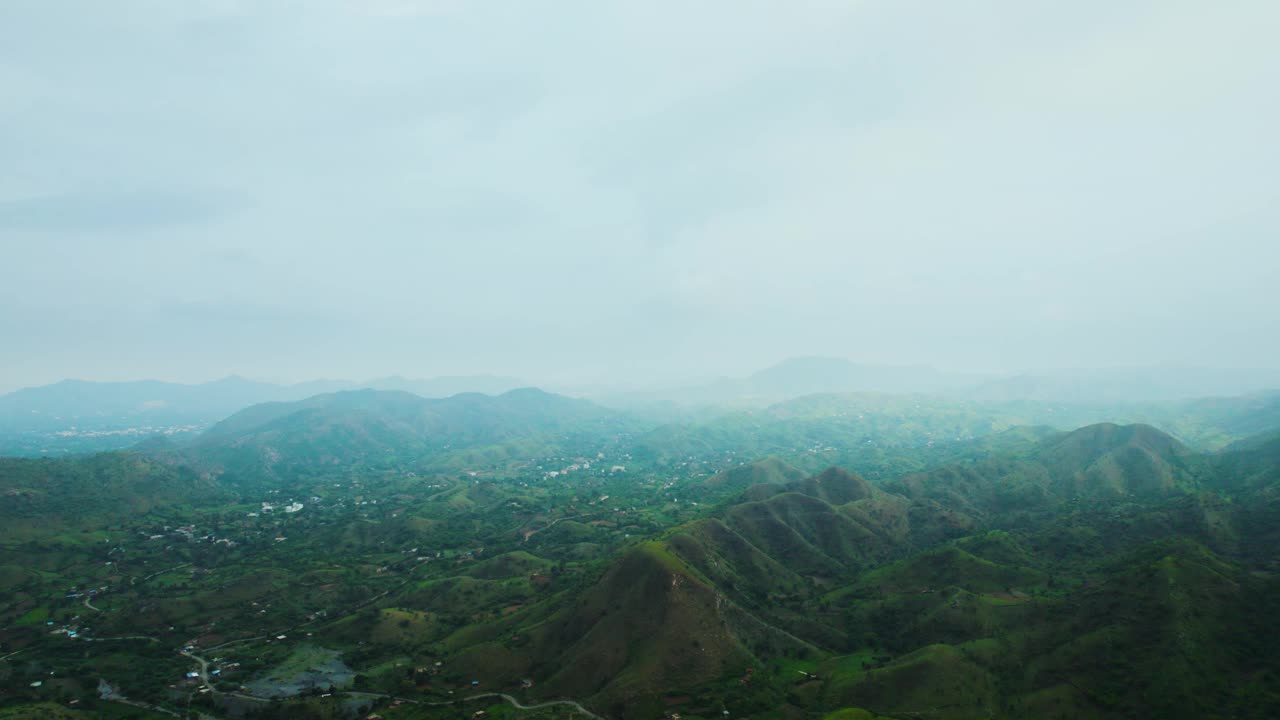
2;379;1280;718
0;374;527;456
0;374;527;429
178;387;638;483
7;358;1279;442
400;423;1280;718
598;358;1280;411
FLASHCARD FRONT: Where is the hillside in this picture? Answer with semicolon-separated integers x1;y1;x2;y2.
887;423;1202;522
531;543;773;716
0;452;228;539
700;456;808;495
183;387;637;481
1032;423;1199;497
443;425;1280;718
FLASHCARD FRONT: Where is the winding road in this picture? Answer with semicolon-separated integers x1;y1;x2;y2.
457;692;606;719
521;512;600;542
130;562;193;587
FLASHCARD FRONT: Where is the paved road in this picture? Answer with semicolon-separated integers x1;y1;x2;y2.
130;562;193;587
103;697;180;717
461;692;606;719
522;513;599;542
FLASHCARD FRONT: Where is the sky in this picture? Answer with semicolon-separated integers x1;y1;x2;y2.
1;0;1278;393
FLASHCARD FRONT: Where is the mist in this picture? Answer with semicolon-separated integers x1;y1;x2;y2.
2;0;1278;394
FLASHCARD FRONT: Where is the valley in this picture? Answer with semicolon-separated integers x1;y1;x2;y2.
1;387;1279;719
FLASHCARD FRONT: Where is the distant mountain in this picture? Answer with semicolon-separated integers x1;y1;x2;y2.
362;374;525;398
1162;390;1280;443
1210;428;1280;494
629;391;1048;480
602;360;1280;411
0;374;535;429
596;357;984;409
745;357;982;397
965;366;1280;404
0;376;347;430
184;387;637;480
0;374;531;456
1220;427;1280;455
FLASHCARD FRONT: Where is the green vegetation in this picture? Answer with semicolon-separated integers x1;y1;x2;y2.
3;387;1280;719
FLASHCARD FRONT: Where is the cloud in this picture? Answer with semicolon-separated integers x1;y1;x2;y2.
0;0;1277;389
0;188;245;232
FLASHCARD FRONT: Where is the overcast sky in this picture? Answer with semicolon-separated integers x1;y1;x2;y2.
1;0;1277;393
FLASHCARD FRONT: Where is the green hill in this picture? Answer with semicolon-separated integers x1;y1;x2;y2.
530;542;768;717
1033;423;1200;498
888;423;1202;521
701;456;807;495
826;643;1000;719
6;416;1280;719
498;430;1280;717
0;451;227;538
182;387;635;481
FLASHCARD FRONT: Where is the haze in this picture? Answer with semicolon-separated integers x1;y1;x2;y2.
2;0;1278;394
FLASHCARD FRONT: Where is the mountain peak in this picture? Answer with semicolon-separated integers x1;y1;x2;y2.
793;466;876;504
499;386;557;399
1050;422;1188;456
744;356;972;396
1036;423;1196;498
702;456;807;493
